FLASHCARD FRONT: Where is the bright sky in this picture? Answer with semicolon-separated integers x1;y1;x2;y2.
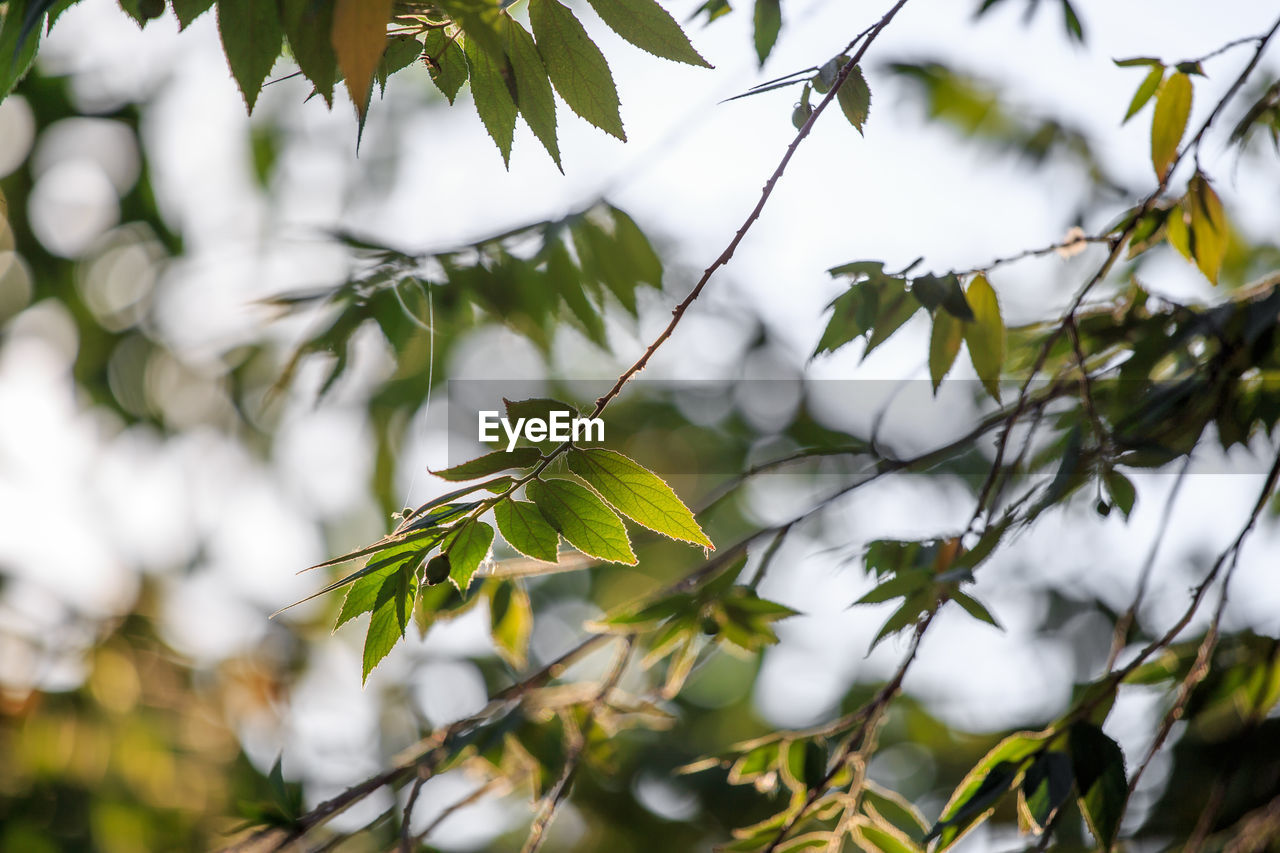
2;0;1279;846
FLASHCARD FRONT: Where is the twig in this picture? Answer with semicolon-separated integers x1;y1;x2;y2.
951;233;1113;279
411;780;504;848
399;775;426;852
966;14;1280;533
521;638;634;853
1104;454;1193;671
587;0;914;420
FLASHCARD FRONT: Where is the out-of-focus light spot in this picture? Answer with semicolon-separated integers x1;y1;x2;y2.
33;117;141;195
411;659;488;727
28;160;120;258
76;225;162;331
0;247;33;326
88;647;141;714
144;348;232;430
633;772;699;821
0;95;35;178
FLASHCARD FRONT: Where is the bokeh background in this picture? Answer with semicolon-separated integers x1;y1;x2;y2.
2;1;1280;850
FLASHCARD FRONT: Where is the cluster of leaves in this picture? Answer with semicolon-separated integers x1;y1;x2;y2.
0;0;714;164
271;202;665;398
595;554;797;698
814;262;1006;400
293;396;714;682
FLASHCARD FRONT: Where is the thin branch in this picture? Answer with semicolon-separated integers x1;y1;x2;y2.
587;0;914;420
521;638;634;853
952;232;1113;279
399;775;426;853
411;780;504;848
1105;454;1193;671
967;14;1280;532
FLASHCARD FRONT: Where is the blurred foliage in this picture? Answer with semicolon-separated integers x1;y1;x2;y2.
4;3;1280;853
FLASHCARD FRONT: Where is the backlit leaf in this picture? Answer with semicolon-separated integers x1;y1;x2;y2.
929;309;963;392
1019;750;1073;832
494;499;560;562
488;580;533;668
1068;722;1127;850
567;448;711;548
527;477;636;564
1188;172;1227;284
362;562;418;682
433;447;542;482
928;731;1048;850
445;520;496;591
752;0;781;66
963;274;1005;402
331;0;393;123
464;30;518;166
1151;71;1192;179
584;0;711;67
423;27;468;104
504;19;561;169
530;0;626;140
1123;65;1163;124
281;0;337;105
216;0;284;113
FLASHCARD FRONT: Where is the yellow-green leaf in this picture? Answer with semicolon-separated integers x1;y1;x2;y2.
928;309;962;393
527;477;636;564
929;731;1049;850
494;499;560;562
361;563;418;682
584;0;710;67
567;448;712;548
487;580;533;668
1151;71;1192;179
216;0;284;113
331;0;393;123
1123;65;1163;124
1188;172;1227;285
962;274;1005;402
445;520;495;591
529;0;625;140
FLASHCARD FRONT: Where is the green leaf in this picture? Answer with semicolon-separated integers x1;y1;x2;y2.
836;63;871;135
433;447;542;482
1068;723;1127;850
423;27;468;104
335;563;399;630
928;310;963;393
1188;172;1227;285
1103;469;1136;519
1123;65;1163;124
172;0;215;30
504;19;561;170
752;0;780;66
375;33;423;96
610;206;664;288
855;571;931;606
1020;750;1073;832
1151;71;1192;179
963;274;1005;402
445;520;496;591
488;580;533;668
863;782;930;840
1059;0;1084;42
866;280;922;357
464;31;518;166
0;0;53;99
913;274;973;321
1113;56;1162;68
331;0;393;123
362;563;418;682
494;499;560;562
951;591;1002;630
871;589;933;649
281;0;337;105
529;0;626;140
856;820;921;853
545;238;607;345
584;0;710;67
567;448;711;548
216;0;284;113
526;477;636;564
928;731;1048;849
